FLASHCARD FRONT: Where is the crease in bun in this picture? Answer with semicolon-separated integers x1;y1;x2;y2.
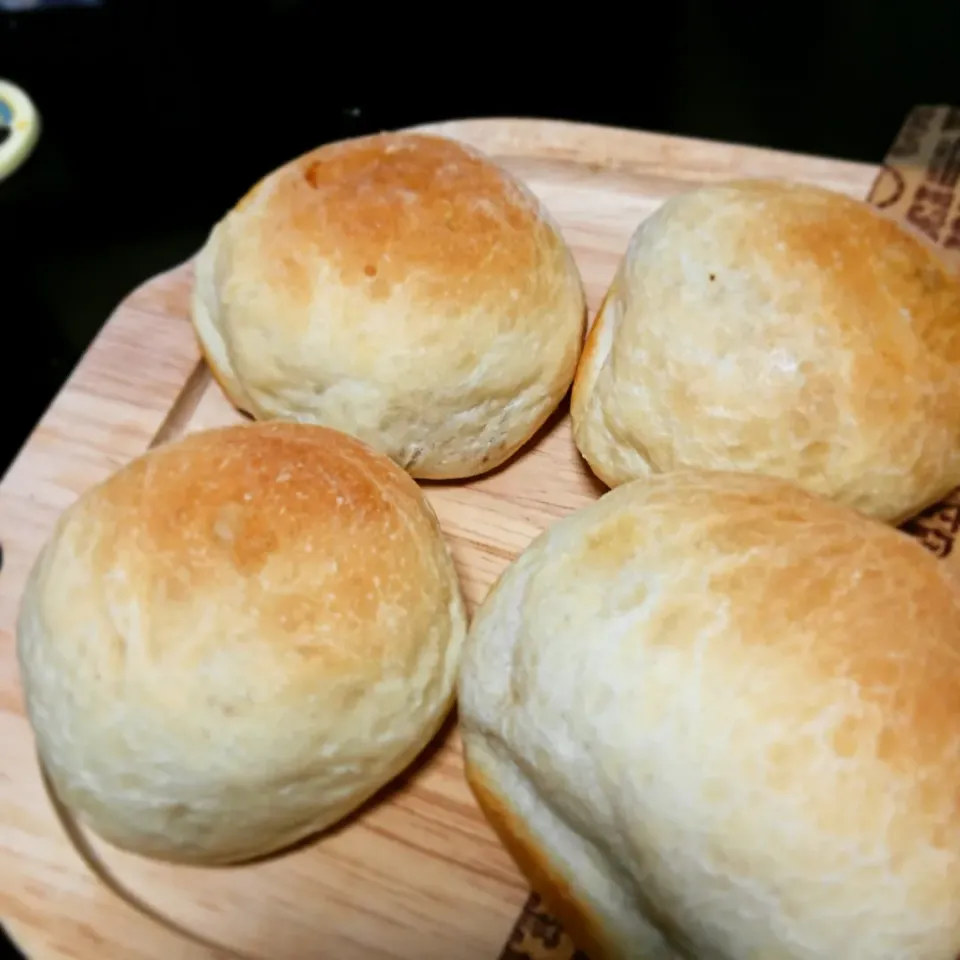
192;132;586;480
459;470;960;959
571;178;960;523
17;422;467;866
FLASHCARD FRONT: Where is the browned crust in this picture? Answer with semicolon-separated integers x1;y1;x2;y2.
571;280;615;419
465;757;615;960
233;132;564;305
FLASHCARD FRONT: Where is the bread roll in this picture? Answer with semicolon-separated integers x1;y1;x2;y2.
192;132;586;480
17;422;466;866
459;470;960;960
571;178;960;523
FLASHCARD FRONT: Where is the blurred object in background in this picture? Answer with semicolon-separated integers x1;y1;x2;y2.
0;0;102;9
0;78;40;183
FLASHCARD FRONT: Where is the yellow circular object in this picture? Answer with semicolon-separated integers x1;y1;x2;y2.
0;79;40;182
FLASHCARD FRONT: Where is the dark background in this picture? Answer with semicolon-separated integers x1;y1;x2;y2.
2;0;960;953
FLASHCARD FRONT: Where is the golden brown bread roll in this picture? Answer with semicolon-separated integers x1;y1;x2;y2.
571;179;960;523
192;132;586;480
459;470;960;959
17;422;466;866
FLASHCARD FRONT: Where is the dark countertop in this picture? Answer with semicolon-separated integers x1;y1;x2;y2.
2;0;960;953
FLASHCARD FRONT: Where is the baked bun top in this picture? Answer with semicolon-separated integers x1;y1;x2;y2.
192;132;585;480
572;178;960;522
17;422;466;865
460;469;960;959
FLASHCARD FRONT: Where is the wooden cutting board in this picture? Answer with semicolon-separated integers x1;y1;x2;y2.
2;111;958;960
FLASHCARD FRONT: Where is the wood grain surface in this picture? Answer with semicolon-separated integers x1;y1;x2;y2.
3;112;956;960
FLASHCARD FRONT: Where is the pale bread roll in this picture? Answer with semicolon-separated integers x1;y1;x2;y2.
571;179;960;523
459;470;960;959
17;422;466;866
192;132;586;480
